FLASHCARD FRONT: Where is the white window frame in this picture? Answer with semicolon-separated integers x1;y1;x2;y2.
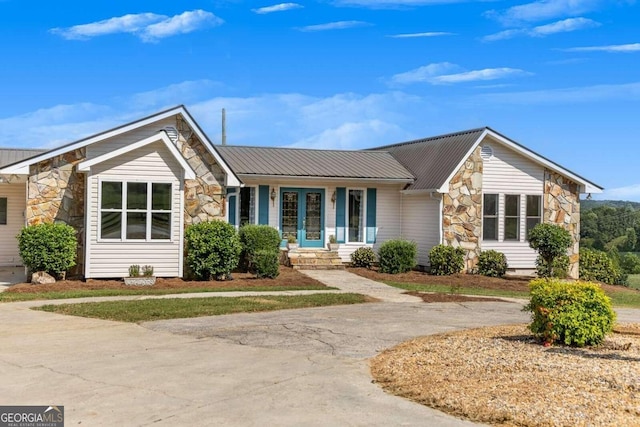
0;197;7;225
98;179;173;242
525;195;542;241
346;187;366;244
503;194;521;241
482;193;499;241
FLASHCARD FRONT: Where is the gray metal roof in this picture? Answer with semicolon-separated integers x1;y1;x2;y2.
216;145;415;180
0;148;46;168
375;128;486;190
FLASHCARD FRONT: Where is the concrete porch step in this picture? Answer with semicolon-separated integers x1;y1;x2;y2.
286;249;345;270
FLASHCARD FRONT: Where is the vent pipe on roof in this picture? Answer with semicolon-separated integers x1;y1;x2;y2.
221;108;227;146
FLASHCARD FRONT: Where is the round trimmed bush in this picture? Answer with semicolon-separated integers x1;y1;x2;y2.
350;247;376;268
477;250;508;277
239;224;281;273
18;222;77;277
378;239;417;274
524;278;616;347
253;250;280;279
428;244;464;276
528;224;572;278
579;248;627;286
185;220;241;280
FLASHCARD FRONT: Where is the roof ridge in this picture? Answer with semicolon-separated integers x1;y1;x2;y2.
374;127;488;150
217;144;390;154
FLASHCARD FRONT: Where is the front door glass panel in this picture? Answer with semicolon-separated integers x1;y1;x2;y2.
282;191;298;241
305;192;322;241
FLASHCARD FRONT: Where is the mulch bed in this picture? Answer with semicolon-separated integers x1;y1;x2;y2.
5;267;326;294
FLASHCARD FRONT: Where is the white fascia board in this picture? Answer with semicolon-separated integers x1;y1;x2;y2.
179;109;242;187
0;107;186;175
77;131;196;179
484;130;603;194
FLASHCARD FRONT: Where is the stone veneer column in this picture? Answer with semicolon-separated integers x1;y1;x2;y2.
176;117;227;227
27;148;86;275
544;170;580;279
442;146;483;272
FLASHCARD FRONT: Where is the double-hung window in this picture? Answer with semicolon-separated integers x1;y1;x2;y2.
239;187;256;227
526;195;542;240
0;197;7;225
100;181;172;241
504;195;520;241
483;194;498;240
348;189;364;243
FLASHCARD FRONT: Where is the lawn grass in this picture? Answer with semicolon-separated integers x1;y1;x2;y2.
627;274;640;291
385;282;530;299
34;293;369;322
0;284;333;303
386;281;640;308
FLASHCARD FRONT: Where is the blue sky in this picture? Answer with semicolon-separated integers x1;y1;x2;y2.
0;0;638;200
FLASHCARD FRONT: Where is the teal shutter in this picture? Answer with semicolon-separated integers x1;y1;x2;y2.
335;187;346;243
227;188;237;227
258;185;269;225
366;188;377;243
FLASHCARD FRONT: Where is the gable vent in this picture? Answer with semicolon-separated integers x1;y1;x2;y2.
164;126;179;143
481;144;493;160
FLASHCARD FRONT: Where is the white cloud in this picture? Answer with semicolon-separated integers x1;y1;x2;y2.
563;42;640;52
141;10;223;42
596;184;640;202
252;3;303;14
334;0;466;6
390;62;530;85
297;21;371;32
485;0;603;25
482;17;599;41
388;31;455;38
50;10;223;42
475;82;640;104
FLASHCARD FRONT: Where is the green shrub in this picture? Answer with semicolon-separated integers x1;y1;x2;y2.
239;225;281;272
378;239;417;274
579;248;627;285
528;224;572;278
350;247;377;268
185;220;241;280
253;250;280;279
477;250;508;277
428;244;464;276
536;254;569;279
17;222;77;277
620;252;640;274
524;278;616;347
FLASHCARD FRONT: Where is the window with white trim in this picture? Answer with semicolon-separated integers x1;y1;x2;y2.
348;189;364;243
526;195;542;240
100;181;172;241
504;195;520;241
0;197;7;225
483;194;498;240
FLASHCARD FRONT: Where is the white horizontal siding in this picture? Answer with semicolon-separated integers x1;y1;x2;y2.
481;242;538;269
483;141;544;194
86;141;183;278
0;183;26;266
86;118;177;159
400;193;440;267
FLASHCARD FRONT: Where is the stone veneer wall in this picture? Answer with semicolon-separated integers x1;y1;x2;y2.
176;117;227;226
544;170;580;279
27;148;86;275
442;146;483;271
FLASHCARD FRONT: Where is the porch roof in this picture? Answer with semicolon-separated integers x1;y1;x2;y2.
0;148;46;168
217;145;415;181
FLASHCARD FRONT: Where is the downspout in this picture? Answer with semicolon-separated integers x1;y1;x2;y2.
430;192;444;245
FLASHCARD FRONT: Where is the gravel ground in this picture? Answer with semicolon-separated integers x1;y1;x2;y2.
371;324;640;427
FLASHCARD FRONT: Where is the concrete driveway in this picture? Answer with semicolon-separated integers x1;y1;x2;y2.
0;298;535;426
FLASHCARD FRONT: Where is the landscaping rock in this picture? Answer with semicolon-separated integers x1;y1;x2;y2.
31;271;56;285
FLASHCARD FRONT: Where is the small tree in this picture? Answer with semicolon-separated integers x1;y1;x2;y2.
17;222;77;278
528;224;572;278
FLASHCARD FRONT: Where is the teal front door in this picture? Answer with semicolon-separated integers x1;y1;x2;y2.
280;188;324;248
